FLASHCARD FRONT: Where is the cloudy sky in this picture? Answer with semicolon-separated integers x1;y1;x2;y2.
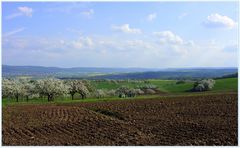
2;2;238;68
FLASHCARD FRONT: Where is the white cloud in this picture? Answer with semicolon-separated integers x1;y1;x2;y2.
6;13;22;20
153;31;184;44
3;33;237;68
111;24;142;34
147;13;157;21
81;9;94;18
6;6;33;20
18;6;33;17
3;28;25;37
72;37;94;49
126;40;153;49
189;42;238;67
178;12;188;20
203;13;237;29
153;31;195;55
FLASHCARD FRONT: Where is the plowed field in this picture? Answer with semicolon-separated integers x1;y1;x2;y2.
2;93;238;146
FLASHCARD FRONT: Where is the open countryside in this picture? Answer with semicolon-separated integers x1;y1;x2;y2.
2;1;238;146
2;71;238;145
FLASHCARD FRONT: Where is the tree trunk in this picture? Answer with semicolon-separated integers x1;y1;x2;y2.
48;95;50;102
80;93;84;99
16;95;19;102
71;94;74;100
50;95;54;101
26;96;29;102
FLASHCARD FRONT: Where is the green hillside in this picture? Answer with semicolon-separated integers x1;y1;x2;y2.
92;78;237;93
2;78;237;107
91;81;142;90
212;78;238;92
149;80;194;93
151;78;237;93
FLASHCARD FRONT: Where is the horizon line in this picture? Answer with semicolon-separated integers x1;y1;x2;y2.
2;64;238;69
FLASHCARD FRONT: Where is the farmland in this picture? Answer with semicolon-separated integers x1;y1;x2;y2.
2;1;238;146
2;77;238;106
3;92;237;145
2;76;238;146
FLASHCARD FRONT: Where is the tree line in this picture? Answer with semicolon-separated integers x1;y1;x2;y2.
2;78;159;102
2;78;215;102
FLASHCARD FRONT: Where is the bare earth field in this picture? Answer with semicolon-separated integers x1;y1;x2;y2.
2;93;238;146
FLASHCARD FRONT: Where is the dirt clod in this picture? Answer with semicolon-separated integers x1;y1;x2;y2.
2;93;237;146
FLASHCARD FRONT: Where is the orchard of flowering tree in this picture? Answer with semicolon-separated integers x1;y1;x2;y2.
2;78;158;102
2;78;98;102
2;77;217;102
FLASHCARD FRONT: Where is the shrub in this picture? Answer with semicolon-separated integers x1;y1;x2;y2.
115;86;140;98
145;88;156;94
119;93;126;98
111;80;118;84
176;80;185;84
106;89;116;97
137;84;157;90
194;84;205;92
134;89;145;95
127;89;137;97
116;86;130;98
193;79;215;92
95;89;106;98
136;84;158;95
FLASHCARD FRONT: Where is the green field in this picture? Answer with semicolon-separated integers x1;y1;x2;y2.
150;78;238;93
212;78;238;92
148;80;194;93
91;81;141;89
2;77;237;107
92;77;237;93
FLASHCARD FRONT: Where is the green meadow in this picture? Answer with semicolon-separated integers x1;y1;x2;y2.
3;77;237;107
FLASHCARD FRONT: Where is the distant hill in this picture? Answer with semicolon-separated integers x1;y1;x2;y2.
215;72;238;79
2;65;237;80
89;68;238;80
2;65;160;78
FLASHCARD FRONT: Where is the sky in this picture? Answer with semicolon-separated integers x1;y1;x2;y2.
2;2;239;68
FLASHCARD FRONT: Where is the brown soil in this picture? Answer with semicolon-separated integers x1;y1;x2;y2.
2;93;238;146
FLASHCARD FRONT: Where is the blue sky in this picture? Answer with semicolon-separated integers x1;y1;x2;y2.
2;2;238;68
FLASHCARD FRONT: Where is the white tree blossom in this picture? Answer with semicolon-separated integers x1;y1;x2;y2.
35;78;68;101
95;89;106;98
2;79;24;102
193;79;215;91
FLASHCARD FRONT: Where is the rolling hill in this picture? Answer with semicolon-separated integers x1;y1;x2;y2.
89;68;238;80
2;65;238;80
